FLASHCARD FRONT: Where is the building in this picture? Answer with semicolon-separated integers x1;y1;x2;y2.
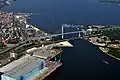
0;55;45;80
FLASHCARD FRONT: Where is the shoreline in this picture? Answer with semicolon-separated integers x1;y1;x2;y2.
99;47;120;61
86;37;120;61
84;33;120;61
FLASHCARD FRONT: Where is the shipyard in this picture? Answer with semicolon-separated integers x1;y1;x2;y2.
0;11;74;80
1;11;120;80
1;0;120;79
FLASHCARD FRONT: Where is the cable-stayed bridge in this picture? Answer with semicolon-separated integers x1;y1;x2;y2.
48;31;82;37
44;24;87;40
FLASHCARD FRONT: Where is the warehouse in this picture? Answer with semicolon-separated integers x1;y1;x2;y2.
1;55;45;80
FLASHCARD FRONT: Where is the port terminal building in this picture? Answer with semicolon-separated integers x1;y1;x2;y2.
0;54;46;80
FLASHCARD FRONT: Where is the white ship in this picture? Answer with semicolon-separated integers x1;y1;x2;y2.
102;60;109;64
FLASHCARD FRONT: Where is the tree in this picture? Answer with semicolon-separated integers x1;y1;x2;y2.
0;42;6;48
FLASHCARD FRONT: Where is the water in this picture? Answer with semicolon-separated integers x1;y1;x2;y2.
2;0;120;80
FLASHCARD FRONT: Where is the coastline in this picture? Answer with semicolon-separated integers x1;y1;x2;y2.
86;37;120;61
84;28;120;61
99;47;120;61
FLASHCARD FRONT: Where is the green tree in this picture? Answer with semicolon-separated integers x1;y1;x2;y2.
0;42;6;48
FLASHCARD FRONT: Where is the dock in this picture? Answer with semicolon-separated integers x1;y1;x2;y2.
0;47;63;80
35;61;62;80
25;41;73;80
26;45;63;60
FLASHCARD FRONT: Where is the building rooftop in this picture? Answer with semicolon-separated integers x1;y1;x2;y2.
0;54;30;73
1;54;44;79
32;47;56;59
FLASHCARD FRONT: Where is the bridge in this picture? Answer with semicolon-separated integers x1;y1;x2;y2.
44;24;120;40
44;24;87;40
28;24;120;42
49;31;82;37
28;24;86;41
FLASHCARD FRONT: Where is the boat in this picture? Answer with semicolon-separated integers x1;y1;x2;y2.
102;60;108;64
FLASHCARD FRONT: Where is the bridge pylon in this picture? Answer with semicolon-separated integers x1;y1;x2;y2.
78;32;81;38
62;25;64;39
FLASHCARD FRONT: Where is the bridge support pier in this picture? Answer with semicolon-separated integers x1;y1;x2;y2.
78;32;81;38
62;25;64;39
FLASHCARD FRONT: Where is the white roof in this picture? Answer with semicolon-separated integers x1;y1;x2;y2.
15;15;21;19
87;29;92;31
26;24;30;28
0;54;31;73
2;56;43;79
55;41;73;47
26;47;37;53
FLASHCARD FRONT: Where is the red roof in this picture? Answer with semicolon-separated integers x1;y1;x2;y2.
2;40;6;43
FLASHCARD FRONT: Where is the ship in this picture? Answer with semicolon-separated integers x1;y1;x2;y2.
102;60;109;64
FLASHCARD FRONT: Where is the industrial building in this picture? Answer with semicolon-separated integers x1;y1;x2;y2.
0;42;65;80
0;55;46;80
